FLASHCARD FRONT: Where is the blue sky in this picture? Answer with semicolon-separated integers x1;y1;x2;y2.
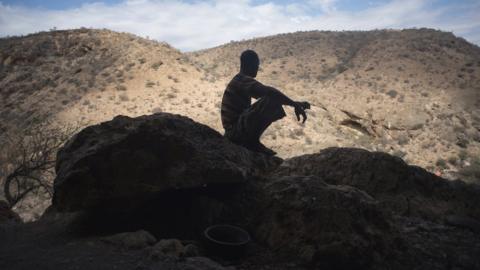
1;0;479;51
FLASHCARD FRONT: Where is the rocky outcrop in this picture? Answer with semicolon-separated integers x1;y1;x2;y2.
41;114;480;270
254;176;395;269
272;147;480;220
53;113;280;212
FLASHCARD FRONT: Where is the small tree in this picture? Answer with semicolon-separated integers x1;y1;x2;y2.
1;122;78;208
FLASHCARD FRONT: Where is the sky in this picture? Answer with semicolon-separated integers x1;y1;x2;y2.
0;0;479;51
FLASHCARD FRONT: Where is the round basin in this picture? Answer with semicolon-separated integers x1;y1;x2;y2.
203;224;251;259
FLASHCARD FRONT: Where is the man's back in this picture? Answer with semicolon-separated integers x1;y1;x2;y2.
220;73;268;130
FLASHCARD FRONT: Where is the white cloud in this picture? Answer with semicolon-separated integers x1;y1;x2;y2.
308;0;338;13
0;0;479;51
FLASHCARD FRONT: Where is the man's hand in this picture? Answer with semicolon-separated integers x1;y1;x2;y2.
297;101;310;110
294;101;310;123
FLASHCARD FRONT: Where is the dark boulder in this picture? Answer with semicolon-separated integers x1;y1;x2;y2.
53;113;280;212
254;175;396;269
272;147;480;220
47;114;480;269
0;200;21;224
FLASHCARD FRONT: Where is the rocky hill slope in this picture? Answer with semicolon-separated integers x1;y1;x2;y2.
189;29;480;180
0;28;224;134
1;28;479;183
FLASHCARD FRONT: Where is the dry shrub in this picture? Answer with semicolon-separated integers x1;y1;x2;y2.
0;122;79;208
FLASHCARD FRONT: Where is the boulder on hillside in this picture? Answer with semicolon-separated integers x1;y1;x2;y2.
53;113;280;212
254;175;396;269
272;147;480;220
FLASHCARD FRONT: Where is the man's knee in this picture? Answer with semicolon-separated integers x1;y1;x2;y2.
254;95;286;120
264;95;286;121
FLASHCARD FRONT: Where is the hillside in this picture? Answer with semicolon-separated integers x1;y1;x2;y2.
0;28;225;134
1;29;479;220
189;29;480;180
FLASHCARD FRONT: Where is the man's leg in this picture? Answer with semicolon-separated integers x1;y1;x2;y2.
235;95;286;153
244;95;286;141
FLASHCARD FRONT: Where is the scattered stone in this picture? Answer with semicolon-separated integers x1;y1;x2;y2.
183;244;200;257
182;257;232;270
384;107;429;130
101;230;156;249
148;239;184;259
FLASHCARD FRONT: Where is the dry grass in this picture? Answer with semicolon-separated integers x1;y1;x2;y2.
0;28;479;181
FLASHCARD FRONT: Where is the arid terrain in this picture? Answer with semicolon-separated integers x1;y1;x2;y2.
0;28;479;220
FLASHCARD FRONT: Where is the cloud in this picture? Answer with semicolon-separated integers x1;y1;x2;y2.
0;0;479;51
308;0;338;13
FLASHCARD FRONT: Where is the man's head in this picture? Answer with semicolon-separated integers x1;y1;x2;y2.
240;50;259;77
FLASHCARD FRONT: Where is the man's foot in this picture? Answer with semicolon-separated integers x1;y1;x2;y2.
251;141;277;156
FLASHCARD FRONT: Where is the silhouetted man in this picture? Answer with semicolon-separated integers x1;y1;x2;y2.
221;50;310;156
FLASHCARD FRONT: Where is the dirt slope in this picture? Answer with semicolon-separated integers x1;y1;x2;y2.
189;29;480;179
1;28;479;184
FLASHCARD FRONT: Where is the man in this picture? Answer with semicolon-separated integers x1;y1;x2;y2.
221;50;310;156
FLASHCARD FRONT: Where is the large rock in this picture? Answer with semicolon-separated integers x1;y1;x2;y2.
0;200;21;224
53;113;280;212
254;176;395;269
272;147;480;220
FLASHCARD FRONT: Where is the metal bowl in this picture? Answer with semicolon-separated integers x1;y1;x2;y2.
203;224;251;259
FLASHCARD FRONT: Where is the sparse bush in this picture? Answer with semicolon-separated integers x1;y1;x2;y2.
116;85;127;91
459;157;480;181
151;107;162;113
386;90;398;98
119;94;129;102
151;61;163;70
448;156;458;165
167;93;176;99
397;134;409;145
145;81;155;88
1;123;78;208
436;158;447;169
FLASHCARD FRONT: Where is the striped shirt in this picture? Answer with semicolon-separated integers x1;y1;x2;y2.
221;73;270;130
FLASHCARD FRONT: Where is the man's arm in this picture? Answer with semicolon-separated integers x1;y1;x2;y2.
249;78;310;122
265;86;296;107
266;86;310;123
